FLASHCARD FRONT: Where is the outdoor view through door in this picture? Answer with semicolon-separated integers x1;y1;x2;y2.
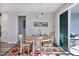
18;16;26;35
60;11;68;51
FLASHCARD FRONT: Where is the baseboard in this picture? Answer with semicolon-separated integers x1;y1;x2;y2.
7;41;17;44
0;40;18;44
0;40;8;43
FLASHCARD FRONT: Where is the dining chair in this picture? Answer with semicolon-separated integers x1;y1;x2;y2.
49;32;55;46
41;33;55;54
19;34;32;54
32;36;42;56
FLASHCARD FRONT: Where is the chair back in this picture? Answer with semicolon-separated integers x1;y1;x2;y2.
49;32;55;46
33;36;42;50
19;34;23;44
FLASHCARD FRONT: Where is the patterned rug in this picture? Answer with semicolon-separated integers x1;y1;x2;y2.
4;44;32;56
3;44;61;56
3;44;71;56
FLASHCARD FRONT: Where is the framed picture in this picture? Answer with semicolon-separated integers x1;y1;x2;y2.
33;22;48;27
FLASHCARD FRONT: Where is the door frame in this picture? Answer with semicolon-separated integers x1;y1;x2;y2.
58;3;77;51
17;15;26;41
18;16;26;35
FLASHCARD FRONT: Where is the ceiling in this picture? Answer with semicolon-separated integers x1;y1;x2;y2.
0;3;64;13
71;4;79;13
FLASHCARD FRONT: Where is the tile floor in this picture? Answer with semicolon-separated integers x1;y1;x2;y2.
0;42;16;55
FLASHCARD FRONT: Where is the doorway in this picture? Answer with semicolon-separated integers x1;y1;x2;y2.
18;16;26;35
60;11;68;51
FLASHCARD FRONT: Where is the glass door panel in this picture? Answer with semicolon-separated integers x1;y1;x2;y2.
60;11;68;51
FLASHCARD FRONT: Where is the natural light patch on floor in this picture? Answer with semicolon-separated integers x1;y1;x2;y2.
70;46;79;55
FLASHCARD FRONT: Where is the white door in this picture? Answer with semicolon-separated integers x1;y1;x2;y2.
18;16;26;35
0;15;1;41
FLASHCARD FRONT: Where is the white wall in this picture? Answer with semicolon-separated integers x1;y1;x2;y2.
54;4;74;46
1;12;18;43
26;13;54;35
1;12;54;43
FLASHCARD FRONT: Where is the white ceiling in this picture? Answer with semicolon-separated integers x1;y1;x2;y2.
71;4;79;13
0;3;64;13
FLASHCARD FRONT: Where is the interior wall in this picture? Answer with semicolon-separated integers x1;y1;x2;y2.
26;13;54;35
71;13;79;34
1;12;18;43
1;12;54;43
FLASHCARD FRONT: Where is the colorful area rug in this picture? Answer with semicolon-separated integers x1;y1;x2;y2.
3;44;71;56
4;44;62;56
4;44;32;56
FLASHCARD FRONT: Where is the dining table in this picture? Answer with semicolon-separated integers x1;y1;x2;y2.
23;35;50;55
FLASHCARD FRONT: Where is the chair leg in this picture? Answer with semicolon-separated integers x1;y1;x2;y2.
23;46;25;55
28;45;29;54
20;45;22;54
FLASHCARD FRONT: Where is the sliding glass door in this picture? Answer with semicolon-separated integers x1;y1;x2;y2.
60;11;68;51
